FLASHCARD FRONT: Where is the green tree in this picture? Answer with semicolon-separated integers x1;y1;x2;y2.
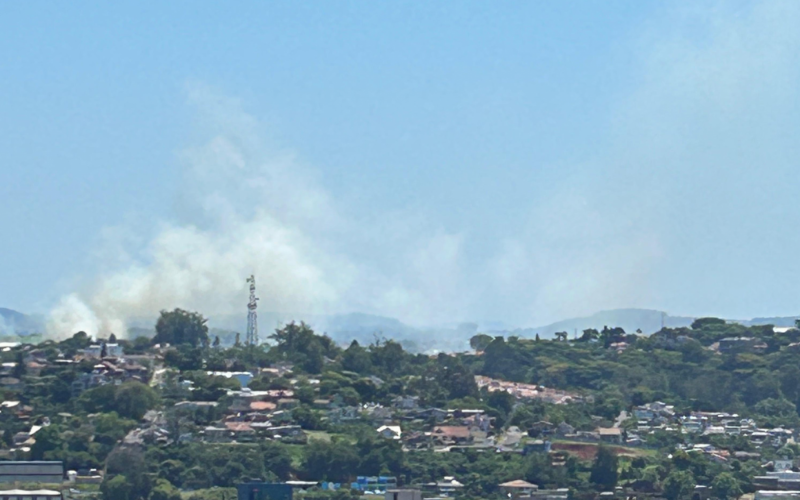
469;334;493;351
106;446;152;500
101;475;132;500
115;381;159;420
341;340;372;374
30;425;63;460
302;438;359;482
589;445;618;490
692;317;726;329
153;309;210;348
712;472;742;500
150;479;182;500
663;470;696;500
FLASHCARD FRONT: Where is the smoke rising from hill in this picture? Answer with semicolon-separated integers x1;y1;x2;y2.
46;1;800;338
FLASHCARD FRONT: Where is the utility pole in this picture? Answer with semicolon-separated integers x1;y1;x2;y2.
246;275;259;346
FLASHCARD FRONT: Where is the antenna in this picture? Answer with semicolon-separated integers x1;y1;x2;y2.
246;275;259;346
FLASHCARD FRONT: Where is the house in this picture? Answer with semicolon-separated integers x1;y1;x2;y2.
226;422;256;442
207;371;254;388
499;480;539;499
392;396;420;410
202;426;230;442
415;408;448;422
249;401;277;413
718;337;760;354
555;422;575;436
431;426;472;445
328;406;360;424
377;425;402;440
597;427;623;444
424;477;464;496
523;440;551;454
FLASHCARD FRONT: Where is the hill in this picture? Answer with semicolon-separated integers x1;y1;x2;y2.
506;308;696;339
0;307;45;336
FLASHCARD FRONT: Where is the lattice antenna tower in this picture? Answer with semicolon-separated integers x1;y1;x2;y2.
246;275;259;345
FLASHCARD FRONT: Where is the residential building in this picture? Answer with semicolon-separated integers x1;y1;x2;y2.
499;480;539;499
377;425;402;440
0;461;64;484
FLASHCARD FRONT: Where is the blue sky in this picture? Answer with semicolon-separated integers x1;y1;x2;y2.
2;1;800;335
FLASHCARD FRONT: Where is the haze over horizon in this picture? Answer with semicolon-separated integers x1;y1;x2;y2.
3;2;800;338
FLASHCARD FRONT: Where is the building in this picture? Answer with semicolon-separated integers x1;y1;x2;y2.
237;482;293;500
499;480;539;498
0;462;64;484
385;490;422;500
377;425;402;440
755;492;800;500
597;427;623;444
0;489;61;500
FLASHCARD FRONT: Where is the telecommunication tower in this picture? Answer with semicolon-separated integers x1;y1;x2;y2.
246;275;259;345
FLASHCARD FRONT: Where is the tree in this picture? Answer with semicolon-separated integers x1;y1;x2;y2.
212;335;221;348
692;317;726;330
106;447;151;500
114;381;159;420
153;309;209;348
555;332;568;342
663;470;696;500
150;479;182;500
580;329;600;342
712;472;742;500
302;438;359;482
109;333;117;343
469;334;493;352
342;340;372;373
590;445;618;490
30;425;63;460
101;475;132;500
12;350;26;379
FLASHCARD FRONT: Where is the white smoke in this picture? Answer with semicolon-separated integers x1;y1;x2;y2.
46;1;800;338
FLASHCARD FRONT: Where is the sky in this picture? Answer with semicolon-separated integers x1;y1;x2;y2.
2;1;800;336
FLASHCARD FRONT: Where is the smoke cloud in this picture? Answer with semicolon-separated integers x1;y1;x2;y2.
47;1;800;338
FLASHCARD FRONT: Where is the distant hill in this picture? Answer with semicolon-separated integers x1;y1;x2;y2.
737;316;800;327
504;308;696;339
7;303;800;349
0;307;45;336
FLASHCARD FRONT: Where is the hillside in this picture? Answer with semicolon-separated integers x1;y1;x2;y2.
505;308;696;339
0;307;45;336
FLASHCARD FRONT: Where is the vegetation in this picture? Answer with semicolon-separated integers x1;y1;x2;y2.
3;310;800;500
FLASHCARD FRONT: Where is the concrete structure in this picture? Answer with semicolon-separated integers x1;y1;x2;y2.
0;489;61;500
385;490;422;500
0;462;63;484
